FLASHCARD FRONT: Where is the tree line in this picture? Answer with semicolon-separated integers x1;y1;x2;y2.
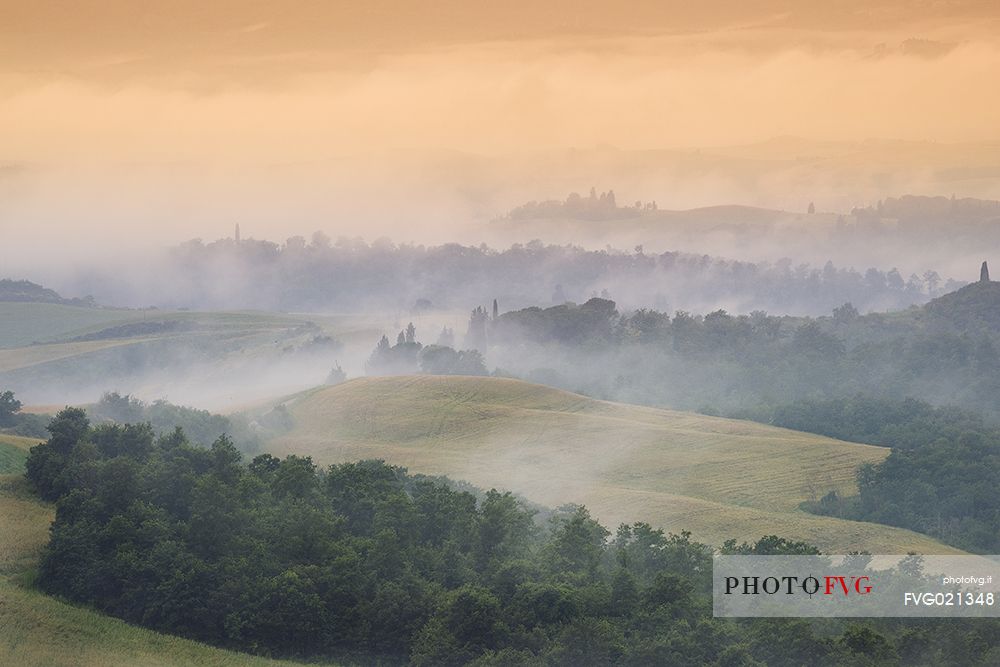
22;408;1000;665
476;291;1000;553
480;289;1000;423
773;396;1000;553
366;323;488;377
100;237;950;315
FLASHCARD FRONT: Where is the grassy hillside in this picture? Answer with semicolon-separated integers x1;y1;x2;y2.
0;303;392;408
0;303;154;348
0;434;36;474
0;472;316;667
0;339;146;373
0;302;396;352
270;376;961;554
0;302;324;349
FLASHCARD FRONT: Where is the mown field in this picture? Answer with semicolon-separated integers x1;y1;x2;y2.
0;433;317;667
268;375;962;554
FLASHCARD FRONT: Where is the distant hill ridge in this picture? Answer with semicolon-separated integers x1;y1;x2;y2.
860;194;1000;224
505;190;1000;224
0;279;95;307
504;189;786;222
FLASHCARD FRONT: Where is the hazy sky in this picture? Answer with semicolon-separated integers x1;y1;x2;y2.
2;1;1000;255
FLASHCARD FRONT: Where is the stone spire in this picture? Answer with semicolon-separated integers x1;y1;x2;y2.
981;261;990;283
235;223;241;244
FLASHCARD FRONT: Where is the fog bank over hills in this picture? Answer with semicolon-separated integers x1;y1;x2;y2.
16;234;965;317
5;1;1000;279
3;140;1000;285
9;188;1000;317
6;3;1000;664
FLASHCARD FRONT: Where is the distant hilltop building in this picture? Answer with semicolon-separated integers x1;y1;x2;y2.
982;261;990;282
235;224;241;243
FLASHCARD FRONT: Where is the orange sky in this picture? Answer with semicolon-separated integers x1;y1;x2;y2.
1;1;1000;250
3;1;1000;153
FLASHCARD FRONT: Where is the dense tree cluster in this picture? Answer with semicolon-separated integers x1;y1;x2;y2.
853;195;1000;227
495;298;620;345
484;286;1000;423
0;389;21;427
850;436;1000;553
0;388;48;437
89;391;267;453
761;396;989;451
778;396;1000;553
419;346;488;376
507;188;654;221
367;324;487;377
367;323;423;375
25;408;1000;665
0;278;96;306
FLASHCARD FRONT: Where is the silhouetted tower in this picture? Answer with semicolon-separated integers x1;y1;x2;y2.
492;299;499;320
981;261;990;283
235;224;241;243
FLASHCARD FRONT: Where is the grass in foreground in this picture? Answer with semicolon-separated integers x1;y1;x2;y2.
0;436;32;474
269;375;961;555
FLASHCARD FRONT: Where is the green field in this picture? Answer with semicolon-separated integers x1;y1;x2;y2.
0;302;388;374
0;302;402;351
0;304;297;384
0;303;394;409
0;303;154;348
0;434;35;473
268;376;961;555
0;302;319;349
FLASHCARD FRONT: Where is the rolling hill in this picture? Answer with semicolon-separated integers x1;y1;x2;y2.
268;376;961;554
0;302;315;350
0;302;393;408
0;375;965;664
0;279;94;308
